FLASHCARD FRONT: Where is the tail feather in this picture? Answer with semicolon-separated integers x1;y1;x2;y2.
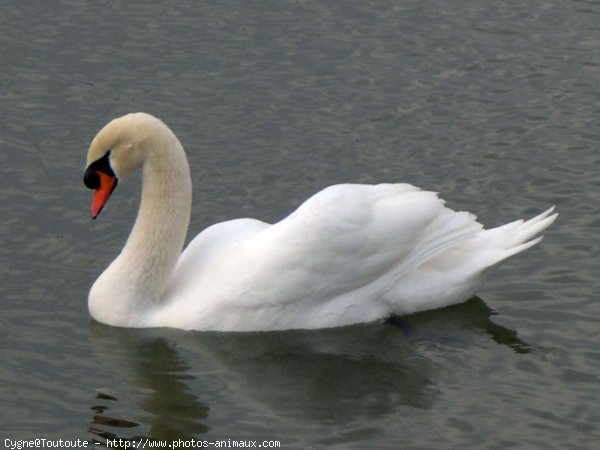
383;205;557;315
512;206;557;246
499;235;544;261
488;206;558;268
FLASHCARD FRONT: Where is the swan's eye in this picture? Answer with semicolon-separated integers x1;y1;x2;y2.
84;166;100;189
83;150;116;190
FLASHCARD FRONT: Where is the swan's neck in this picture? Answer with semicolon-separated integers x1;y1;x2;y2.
90;135;192;325
124;143;192;297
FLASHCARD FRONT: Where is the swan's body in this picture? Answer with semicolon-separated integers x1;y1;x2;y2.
84;113;557;331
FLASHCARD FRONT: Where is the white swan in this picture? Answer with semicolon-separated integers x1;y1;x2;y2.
83;113;557;331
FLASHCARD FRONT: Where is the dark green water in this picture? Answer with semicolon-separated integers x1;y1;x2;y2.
0;0;598;448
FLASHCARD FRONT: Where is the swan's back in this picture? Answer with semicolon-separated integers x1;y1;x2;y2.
157;184;556;331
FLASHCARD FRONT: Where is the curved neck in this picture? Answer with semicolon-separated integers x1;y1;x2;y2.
118;136;192;304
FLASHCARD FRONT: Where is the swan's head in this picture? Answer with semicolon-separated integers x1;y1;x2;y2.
83;112;167;219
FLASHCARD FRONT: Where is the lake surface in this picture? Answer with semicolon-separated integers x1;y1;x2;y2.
1;0;599;448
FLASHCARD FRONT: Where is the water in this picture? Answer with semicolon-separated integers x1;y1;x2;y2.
0;0;598;447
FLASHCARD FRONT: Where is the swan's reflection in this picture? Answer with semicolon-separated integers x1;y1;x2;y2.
390;296;531;354
88;326;210;443
87;296;529;442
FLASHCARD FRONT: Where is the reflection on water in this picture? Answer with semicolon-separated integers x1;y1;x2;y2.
391;297;531;354
88;326;210;444
86;297;527;444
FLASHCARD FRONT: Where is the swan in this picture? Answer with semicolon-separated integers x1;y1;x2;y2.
83;112;557;331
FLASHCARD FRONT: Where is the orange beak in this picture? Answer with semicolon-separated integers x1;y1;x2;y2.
91;172;118;219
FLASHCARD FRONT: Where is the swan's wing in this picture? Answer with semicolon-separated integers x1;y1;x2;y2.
171;183;484;330
168;217;270;294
